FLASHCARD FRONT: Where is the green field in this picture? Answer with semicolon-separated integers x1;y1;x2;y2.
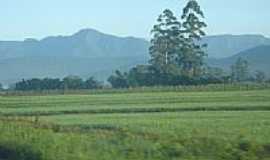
1;89;270;160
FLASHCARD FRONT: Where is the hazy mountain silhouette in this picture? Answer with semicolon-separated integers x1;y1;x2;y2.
0;28;269;85
0;29;149;59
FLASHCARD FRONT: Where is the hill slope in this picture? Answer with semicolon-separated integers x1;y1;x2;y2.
208;45;270;76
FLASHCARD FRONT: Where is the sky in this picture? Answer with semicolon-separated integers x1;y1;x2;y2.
1;0;270;40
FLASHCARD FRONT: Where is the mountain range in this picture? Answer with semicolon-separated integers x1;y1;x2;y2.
0;28;269;85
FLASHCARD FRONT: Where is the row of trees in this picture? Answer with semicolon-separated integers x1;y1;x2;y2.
1;68;268;91
108;66;223;88
108;57;269;88
0;57;268;91
14;76;101;91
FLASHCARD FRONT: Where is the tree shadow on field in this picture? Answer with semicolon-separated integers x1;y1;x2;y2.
0;144;42;160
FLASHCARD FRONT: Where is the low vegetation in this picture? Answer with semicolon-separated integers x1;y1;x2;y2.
0;88;270;159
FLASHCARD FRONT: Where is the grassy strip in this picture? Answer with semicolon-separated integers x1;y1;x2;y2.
1;90;270;109
1;97;269;109
1;105;270;117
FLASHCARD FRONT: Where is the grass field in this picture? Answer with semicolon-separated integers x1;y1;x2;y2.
1;89;270;159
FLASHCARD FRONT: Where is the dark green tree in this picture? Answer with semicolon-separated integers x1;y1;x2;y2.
62;75;84;90
41;78;62;90
231;58;249;82
179;0;207;77
15;76;102;91
84;77;102;89
201;66;229;84
108;70;129;88
15;78;42;91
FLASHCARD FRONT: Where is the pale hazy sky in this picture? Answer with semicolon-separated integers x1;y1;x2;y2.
1;0;270;40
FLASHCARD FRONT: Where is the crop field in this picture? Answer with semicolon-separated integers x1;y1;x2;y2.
1;89;270;160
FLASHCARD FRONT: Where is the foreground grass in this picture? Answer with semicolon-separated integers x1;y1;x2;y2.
1;114;270;160
0;89;270;159
41;111;270;143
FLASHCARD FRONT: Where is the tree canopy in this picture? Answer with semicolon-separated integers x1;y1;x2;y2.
14;76;101;91
149;0;207;78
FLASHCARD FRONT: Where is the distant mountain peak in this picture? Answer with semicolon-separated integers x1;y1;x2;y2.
23;38;39;43
73;28;104;37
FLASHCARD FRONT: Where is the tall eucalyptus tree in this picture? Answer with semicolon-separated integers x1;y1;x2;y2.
149;9;182;74
179;0;207;77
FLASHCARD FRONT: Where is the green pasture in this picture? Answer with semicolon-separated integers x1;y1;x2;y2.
0;89;270;160
1;90;270;115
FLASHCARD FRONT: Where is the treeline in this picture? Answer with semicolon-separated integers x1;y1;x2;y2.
107;66;225;88
7;63;269;91
13;76;102;91
107;60;269;89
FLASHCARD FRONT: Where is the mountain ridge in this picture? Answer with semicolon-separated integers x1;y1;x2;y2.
1;28;270;59
0;28;150;60
0;28;270;85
